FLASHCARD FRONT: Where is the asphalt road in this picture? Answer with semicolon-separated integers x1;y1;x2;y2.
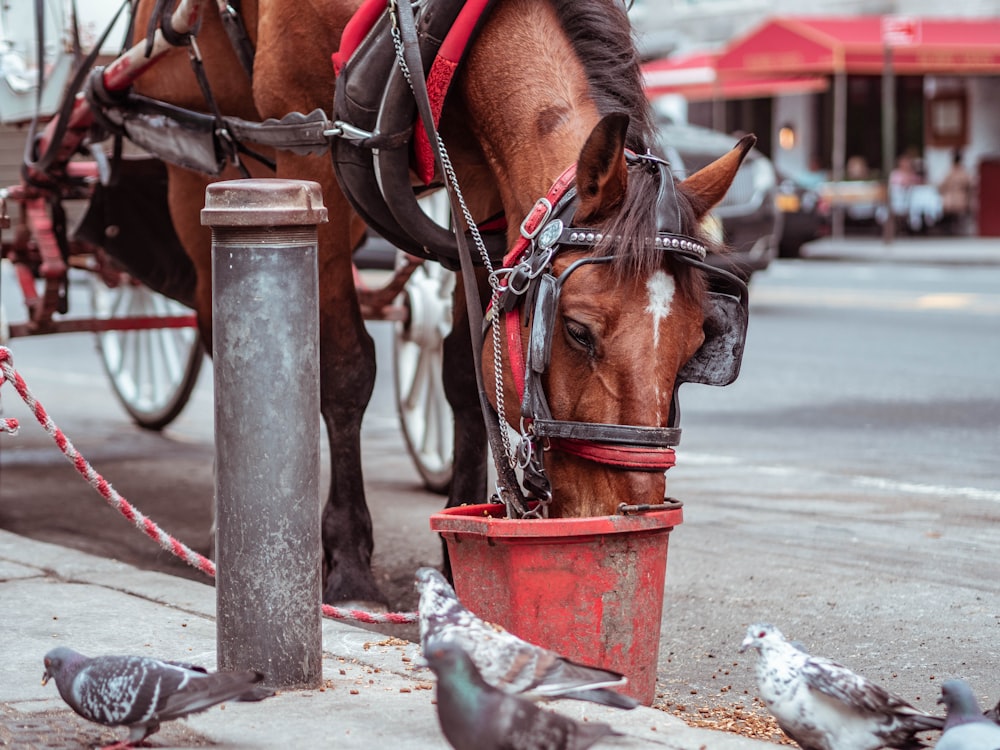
1;255;998;733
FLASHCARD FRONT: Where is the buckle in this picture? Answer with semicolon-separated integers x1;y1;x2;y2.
519;197;552;240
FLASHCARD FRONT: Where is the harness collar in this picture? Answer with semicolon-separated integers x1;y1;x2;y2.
331;0;507;270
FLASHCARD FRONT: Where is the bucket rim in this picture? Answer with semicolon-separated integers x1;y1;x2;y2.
429;502;682;539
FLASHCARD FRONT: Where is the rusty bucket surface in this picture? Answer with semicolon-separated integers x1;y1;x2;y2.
429;503;682;705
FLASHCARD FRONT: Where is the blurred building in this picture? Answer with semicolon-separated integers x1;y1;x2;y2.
633;0;1000;198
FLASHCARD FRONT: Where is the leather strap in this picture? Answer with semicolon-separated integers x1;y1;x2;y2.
549;440;676;470
393;0;530;514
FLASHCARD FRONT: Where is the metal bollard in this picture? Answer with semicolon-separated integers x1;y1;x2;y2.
202;179;327;688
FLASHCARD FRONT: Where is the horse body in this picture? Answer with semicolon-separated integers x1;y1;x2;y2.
127;0;749;605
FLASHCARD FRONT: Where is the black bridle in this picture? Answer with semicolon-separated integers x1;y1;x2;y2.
486;154;749;505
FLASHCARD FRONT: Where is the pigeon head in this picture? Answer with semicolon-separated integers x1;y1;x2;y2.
938;679;985;724
415;568;461;614
42;647;85;686
739;623;785;653
415;567;451;595
424;641;486;689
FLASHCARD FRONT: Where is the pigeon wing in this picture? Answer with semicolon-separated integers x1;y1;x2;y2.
493;689;619;750
800;655;944;745
155;668;264;721
72;656;186;726
429;619;625;697
800;656;926;717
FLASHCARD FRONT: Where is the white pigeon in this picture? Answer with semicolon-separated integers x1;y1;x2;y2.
936;678;1000;750
42;646;267;748
414;567;638;709
739;623;944;750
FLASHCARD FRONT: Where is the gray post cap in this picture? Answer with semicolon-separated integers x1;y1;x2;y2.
201;179;328;227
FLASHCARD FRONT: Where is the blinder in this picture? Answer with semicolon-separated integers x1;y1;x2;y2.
676;261;748;387
508;157;749;403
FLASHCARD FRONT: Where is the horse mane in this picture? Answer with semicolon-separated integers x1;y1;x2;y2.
594;168;716;301
549;0;655;152
550;1;710;298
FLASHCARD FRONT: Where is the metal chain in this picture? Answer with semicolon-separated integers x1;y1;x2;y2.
388;0;517;472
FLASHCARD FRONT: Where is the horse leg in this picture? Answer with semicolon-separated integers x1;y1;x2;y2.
250;155;381;606
247;0;382;606
316;258;382;605
264;156;381;607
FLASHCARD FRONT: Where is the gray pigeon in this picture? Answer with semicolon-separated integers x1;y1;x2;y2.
425;641;621;750
415;567;638;709
42;646;266;746
936;679;1000;750
739;623;944;750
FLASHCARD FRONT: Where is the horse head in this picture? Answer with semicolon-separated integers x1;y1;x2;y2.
485;114;754;517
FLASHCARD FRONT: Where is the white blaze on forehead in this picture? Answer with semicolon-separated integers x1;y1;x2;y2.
645;270;676;349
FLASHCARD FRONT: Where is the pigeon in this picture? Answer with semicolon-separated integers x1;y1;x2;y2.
936;679;1000;750
414;567;638;709
425;640;621;750
739;623;944;750
42;646;267;747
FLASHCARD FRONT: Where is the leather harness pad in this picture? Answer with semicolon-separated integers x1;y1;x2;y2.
331;0;507;269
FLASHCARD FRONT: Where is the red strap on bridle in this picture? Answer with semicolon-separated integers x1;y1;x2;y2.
504;306;527;402
548;439;676;470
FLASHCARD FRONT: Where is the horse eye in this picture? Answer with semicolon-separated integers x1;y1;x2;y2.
563;319;595;353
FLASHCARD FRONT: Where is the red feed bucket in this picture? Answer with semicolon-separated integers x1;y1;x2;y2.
429;503;682;705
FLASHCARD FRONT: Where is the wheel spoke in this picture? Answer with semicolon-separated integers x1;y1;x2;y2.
90;273;202;430
392;248;455;492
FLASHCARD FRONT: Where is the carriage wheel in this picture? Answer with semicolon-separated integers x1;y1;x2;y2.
392;251;455;494
90;277;204;431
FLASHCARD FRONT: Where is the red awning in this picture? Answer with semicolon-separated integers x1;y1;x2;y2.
715;16;1000;76
642;50;828;100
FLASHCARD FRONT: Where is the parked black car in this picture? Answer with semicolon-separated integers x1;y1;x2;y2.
775;171;893;257
656;118;781;280
776;171;825;257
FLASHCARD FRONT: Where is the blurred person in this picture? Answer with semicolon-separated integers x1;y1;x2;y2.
889;153;921;231
846;155;870;180
938;149;974;235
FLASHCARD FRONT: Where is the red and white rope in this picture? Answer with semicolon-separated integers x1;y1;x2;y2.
0;347;417;625
321;603;416;624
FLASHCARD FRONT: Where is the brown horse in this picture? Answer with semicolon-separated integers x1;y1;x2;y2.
127;0;750;605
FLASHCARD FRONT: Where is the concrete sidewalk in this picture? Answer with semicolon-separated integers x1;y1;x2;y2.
800;234;1000;265
0;530;776;750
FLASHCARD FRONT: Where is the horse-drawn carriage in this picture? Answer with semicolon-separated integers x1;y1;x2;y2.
1;0;751;608
1;0;455;485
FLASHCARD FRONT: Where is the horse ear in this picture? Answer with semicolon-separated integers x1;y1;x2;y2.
680;134;757;220
575;113;630;224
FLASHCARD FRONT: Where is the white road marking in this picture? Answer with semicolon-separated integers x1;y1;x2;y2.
680;451;1000;504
